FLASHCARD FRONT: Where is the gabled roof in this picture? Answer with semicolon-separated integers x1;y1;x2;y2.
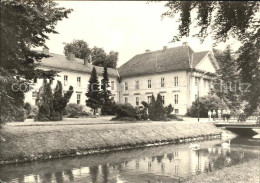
118;46;211;78
39;53;118;77
192;51;209;68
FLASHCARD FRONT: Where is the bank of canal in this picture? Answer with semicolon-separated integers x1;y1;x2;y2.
0;136;259;183
0;122;222;164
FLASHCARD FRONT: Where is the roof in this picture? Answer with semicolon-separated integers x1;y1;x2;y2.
38;53;118;77
118;46;211;78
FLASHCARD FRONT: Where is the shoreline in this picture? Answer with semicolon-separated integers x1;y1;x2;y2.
0;121;222;165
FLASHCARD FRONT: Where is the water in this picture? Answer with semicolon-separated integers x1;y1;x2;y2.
1;137;259;183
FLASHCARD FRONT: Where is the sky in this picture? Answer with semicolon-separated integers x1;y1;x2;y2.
46;1;240;67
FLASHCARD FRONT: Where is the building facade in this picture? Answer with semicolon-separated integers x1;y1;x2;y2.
25;43;219;115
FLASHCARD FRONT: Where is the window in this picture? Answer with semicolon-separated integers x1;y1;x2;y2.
147;96;152;103
175;109;179;114
135;80;139;89
111;81;114;90
64;75;68;86
125;97;128;104
174;77;179;86
77;77;81;87
125;82;128;90
161;78;165;87
162;95;165;105
148;79;151;88
111;96;114;101
77;94;81;104
195;94;198;99
174;94;178;104
136;97;139;106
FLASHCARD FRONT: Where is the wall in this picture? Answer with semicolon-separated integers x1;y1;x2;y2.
119;71;189;115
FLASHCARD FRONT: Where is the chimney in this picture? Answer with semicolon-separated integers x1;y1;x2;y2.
67;52;75;61
42;47;49;54
182;42;188;46
145;49;150;53
163;46;167;50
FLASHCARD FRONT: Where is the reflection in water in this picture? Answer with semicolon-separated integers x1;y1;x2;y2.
1;137;259;183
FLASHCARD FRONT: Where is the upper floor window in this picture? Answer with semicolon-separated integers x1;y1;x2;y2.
64;75;68;86
135;80;139;90
77;94;81;104
111;81;114;90
174;94;178;104
174;77;178;86
161;78;165;87
77;77;81;87
125;82;128;90
148;79;151;88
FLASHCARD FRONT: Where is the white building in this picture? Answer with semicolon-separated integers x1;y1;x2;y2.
118;43;219;115
25;43;219;115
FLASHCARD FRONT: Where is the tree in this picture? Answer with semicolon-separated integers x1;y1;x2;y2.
1;0;72;123
100;65;114;115
91;47;118;69
53;81;74;120
212;46;241;111
187;95;227;118
35;80;73;121
162;1;260;117
86;67;103;115
64;40;92;62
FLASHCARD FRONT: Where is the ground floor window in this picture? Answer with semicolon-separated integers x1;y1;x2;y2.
162;95;165;105
175;109;179;114
125;97;128;104
136;97;139;106
147;96;152;103
77;94;81;104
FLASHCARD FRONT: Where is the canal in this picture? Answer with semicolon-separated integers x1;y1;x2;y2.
0;136;259;183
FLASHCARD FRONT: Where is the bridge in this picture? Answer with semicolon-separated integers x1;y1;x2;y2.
214;123;260;137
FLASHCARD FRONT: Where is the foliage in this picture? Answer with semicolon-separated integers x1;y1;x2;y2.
141;94;168;121
100;65;114;115
0;69;25;123
64;40;91;62
162;1;260;117
112;103;138;119
187;95;227;118
101;100;116;115
165;104;174;117
0;0;72;123
167;114;183;121
1;0;72;80
91;47;118;69
35;80;73;121
63;40;118;68
86;67;103;114
64;103;91;118
212;46;242;111
135;106;149;120
24;102;38;119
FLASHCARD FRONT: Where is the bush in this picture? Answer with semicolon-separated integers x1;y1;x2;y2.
141;94;167;121
24;102;38;119
64;103;90;118
135;106;149;120
101;100;116;115
187;95;227;118
113;103;138;119
111;116;137;121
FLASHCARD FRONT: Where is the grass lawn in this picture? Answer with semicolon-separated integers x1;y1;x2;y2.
185;159;260;183
0;121;222;163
